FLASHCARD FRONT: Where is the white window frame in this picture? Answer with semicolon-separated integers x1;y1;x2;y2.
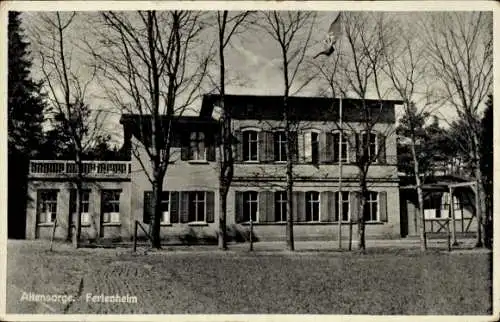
332;130;349;163
71;190;91;225
189;131;206;161
242;128;260;162
274;191;287;223
305;191;321;222
39;190;58;224
188;191;206;223
243;191;259;223
361;131;378;162
303;129;321;164
102;190;121;224
274;130;287;163
335;191;350;222
364;191;379;222
161;192;171;224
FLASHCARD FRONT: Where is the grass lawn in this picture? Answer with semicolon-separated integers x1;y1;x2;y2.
6;240;492;315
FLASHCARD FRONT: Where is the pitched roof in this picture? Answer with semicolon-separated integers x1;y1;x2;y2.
200;94;403;123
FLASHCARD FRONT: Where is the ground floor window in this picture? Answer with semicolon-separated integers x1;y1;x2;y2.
102;190;121;223
305;191;320;222
143;191;172;224
274;191;287;222
188;191;206;222
70;190;91;225
335;191;350;222
363;191;378;222
37;190;58;224
243;191;259;222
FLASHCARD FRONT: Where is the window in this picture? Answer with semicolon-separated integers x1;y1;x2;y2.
334;191;350;222
243;191;259;222
38;190;58;223
188;191;206;222
361;132;377;160
304;131;320;164
333;132;349;163
363;191;379;222
274;191;287;222
305;191;320;222
274;131;287;162
190;131;206;160
102;190;121;223
160;192;170;223
243;130;259;161
70;190;91;224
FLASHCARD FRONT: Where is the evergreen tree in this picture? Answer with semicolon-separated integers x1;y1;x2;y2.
8;11;46;238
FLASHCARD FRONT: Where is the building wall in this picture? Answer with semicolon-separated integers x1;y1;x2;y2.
26;180;131;241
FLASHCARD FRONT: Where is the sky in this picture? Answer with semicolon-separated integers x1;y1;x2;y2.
17;7;493;148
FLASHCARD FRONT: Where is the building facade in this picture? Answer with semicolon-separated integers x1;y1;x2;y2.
25;95;404;243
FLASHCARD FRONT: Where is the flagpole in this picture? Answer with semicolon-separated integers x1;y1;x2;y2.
338;96;343;249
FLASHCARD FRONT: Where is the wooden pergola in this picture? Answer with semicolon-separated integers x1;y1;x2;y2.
400;178;479;248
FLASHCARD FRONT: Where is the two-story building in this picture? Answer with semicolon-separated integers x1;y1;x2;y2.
25;94;403;243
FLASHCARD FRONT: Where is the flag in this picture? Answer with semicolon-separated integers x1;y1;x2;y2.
313;13;343;59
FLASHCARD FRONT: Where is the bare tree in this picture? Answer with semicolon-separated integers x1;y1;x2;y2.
258;11;316;251
422;12;492;247
328;12;397;251
88;11;210;248
31;12;105;248
213;11;251;250
379;14;434;251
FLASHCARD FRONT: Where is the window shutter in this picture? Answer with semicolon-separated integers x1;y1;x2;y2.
181;144;190;161
143;191;152;224
378;134;386;164
180;192;189;223
298;132;305;163
379;191;388;222
206;133;216;161
319;132;328;163
295;191;306;222
290;131;298;163
234;130;243;162
350;191;360;222
265;131;274;162
292;191;299;222
302;132;311;163
326;191;336;222
235;191;244;223
320;191;329;222
170;191;179;223
206;191;215;223
258;131;270;163
325;132;334;163
258;191;268;223
349;132;357;164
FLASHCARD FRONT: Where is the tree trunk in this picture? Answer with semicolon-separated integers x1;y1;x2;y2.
284;98;294;251
410;139;427;251
72;154;83;249
150;177;163;249
357;181;367;251
218;186;228;250
472;133;485;248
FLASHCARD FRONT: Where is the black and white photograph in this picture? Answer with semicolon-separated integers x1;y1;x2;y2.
2;1;496;319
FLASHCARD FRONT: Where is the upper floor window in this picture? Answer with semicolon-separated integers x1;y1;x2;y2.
304;131;320;164
37;190;58;224
333;131;349;163
102;190;121;223
243;191;259;222
361;132;377;160
274;131;287;162
274;191;287;222
305;191;320;222
335;191;350;222
243;130;259;162
363;191;379;222
190;131;206;161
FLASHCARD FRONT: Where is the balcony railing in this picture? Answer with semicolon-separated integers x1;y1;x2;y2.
29;160;131;179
